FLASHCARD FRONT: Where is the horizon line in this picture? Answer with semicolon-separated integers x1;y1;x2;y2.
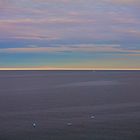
0;67;140;70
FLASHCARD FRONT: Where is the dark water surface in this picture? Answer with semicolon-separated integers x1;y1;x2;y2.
0;70;140;140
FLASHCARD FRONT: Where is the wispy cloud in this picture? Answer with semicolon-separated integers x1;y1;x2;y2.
107;0;140;5
113;28;140;37
0;44;140;54
33;0;140;5
120;53;140;56
0;17;96;25
0;0;140;42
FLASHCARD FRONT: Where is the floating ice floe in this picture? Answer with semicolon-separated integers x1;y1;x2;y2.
67;122;72;126
90;115;95;119
32;123;36;128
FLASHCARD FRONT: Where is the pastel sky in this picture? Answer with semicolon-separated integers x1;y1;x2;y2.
0;0;140;69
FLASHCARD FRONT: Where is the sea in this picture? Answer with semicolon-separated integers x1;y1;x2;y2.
0;70;140;140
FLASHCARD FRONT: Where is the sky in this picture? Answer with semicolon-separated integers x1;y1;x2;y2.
0;0;140;70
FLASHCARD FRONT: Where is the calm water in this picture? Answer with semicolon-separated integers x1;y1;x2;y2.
0;70;140;140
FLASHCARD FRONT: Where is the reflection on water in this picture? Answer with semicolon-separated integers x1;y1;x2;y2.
56;80;119;88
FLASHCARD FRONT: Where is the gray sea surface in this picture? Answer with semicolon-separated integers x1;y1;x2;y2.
0;70;140;140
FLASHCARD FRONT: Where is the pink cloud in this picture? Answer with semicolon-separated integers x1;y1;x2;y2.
113;28;140;37
107;0;140;5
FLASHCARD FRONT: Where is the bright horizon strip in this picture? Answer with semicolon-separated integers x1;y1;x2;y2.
0;67;140;70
